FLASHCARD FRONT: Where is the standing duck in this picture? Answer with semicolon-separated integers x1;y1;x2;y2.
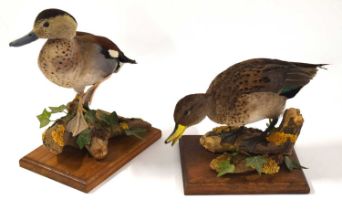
10;8;136;136
165;58;325;145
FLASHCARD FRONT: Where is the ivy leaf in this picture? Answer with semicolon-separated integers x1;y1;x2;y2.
37;109;51;128
49;105;67;113
245;156;268;175
96;111;119;126
217;160;235;177
284;156;308;171
76;129;91;149
107;111;119;125
125;128;147;140
84;110;96;124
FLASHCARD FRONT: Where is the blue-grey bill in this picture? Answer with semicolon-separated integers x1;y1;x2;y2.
9;32;38;47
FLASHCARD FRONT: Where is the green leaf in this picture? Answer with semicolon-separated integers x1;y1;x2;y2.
37;109;51;128
49;105;67;113
108;111;119;125
84;110;96;124
125;128;147;140
96;111;119;126
217;160;235;177
76;129;91;149
284;156;308;171
245;156;268;175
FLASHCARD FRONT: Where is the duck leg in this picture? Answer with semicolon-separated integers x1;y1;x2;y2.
263;117;279;135
66;93;89;136
83;83;100;108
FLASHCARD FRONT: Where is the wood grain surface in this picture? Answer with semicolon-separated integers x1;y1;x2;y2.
20;127;161;193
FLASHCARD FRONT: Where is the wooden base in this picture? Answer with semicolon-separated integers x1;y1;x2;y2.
20;127;161;193
179;135;310;195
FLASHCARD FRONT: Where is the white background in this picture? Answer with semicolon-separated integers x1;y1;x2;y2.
0;0;341;209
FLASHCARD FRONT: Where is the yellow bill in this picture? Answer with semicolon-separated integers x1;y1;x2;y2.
164;124;187;146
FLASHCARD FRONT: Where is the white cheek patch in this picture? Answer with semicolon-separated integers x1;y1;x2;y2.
108;49;119;58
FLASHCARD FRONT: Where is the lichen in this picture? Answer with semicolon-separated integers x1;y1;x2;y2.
119;122;129;130
51;124;65;147
266;131;297;145
262;159;280;175
210;153;231;171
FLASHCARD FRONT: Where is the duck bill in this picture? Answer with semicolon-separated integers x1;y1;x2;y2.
164;124;187;146
9;31;38;47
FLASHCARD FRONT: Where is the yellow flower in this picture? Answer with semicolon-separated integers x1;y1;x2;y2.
51;124;65;147
119;122;129;130
266;132;297;145
262;159;280;175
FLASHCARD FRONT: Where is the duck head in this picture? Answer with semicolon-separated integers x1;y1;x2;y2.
9;8;77;47
165;93;208;145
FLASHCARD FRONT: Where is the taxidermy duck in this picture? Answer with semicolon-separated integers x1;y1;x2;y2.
9;8;136;136
165;58;325;145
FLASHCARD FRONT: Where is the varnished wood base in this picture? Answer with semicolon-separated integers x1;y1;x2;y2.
179;135;310;195
20;127;161;193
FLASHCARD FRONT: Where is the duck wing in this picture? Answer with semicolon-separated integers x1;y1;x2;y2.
249;59;325;98
207;58;325;100
76;31;136;72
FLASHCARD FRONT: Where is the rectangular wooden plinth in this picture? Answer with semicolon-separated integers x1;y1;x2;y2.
20;127;161;193
179;135;310;195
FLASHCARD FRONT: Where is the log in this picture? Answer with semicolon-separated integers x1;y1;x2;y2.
200;108;303;155
199;108;304;174
42;99;151;160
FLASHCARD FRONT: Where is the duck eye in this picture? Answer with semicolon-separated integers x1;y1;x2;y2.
184;110;191;116
43;22;49;28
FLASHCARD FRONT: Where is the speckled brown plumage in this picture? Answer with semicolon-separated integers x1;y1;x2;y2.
12;8;136;94
206;58;323;126
10;8;137;136
166;58;325;145
39;39;79;88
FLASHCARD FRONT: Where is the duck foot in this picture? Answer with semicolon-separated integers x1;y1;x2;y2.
66;93;89;136
263;117;279;136
83;83;100;108
66;111;89;136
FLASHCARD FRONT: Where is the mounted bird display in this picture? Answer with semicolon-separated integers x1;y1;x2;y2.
165;58;325;145
9;8;136;136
